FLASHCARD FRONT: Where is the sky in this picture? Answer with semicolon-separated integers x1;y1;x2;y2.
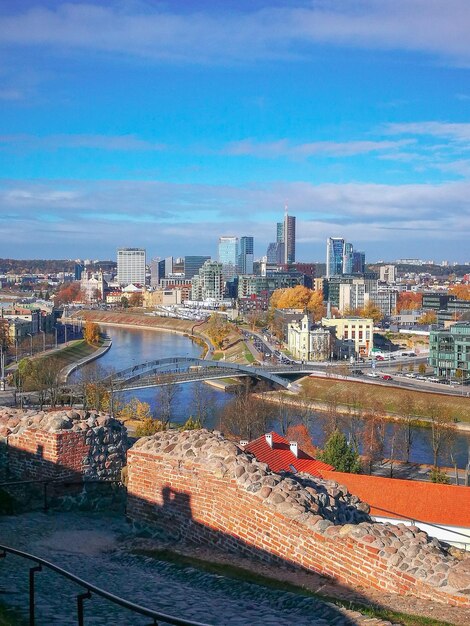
0;0;469;263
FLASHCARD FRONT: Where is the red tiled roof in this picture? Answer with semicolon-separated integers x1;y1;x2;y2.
245;432;334;477
320;470;470;528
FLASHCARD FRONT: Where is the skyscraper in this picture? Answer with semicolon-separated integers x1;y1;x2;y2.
117;248;146;286
342;242;354;274
283;212;296;264
218;236;239;280
238;236;254;275
184;256;210;280
326;238;345;278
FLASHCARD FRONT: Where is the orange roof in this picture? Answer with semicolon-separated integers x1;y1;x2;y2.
245;432;333;478
320;470;470;528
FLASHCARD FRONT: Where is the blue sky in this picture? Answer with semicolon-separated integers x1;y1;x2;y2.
0;0;469;262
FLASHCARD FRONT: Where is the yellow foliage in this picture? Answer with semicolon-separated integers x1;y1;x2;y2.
84;321;101;345
118;398;152;422
449;285;470;301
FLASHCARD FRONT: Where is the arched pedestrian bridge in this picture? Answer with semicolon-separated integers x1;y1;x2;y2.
102;357;317;392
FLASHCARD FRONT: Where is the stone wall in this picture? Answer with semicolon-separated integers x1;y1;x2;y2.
0;407;127;482
127;429;470;607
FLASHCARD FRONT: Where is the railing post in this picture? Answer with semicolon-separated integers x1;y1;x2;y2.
77;590;91;626
43;482;48;512
29;564;42;625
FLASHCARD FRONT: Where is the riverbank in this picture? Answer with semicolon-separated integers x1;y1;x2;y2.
256;388;470;433
60;336;112;382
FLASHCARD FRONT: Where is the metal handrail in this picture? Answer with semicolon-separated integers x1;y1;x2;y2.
0;543;211;626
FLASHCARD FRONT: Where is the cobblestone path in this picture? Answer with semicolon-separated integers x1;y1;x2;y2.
0;512;394;625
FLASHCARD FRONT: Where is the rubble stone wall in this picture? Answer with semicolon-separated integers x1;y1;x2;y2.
0;408;127;481
127;429;470;607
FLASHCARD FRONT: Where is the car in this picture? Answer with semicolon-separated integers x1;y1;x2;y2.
381;374;392;380
375;355;385;361
351;369;364;375
366;372;380;378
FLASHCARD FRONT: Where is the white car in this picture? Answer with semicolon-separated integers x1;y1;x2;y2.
366;372;380;378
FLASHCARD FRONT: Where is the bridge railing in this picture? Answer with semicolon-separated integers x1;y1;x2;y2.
0;543;211;626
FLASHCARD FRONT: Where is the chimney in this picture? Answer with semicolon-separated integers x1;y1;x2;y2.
265;433;273;448
239;440;249;448
289;441;299;458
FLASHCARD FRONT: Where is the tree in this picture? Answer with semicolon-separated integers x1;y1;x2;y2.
285;424;317;457
397;394;415;463
54;281;82;306
190;381;214;427
449;285;470;301
396;292;422;313
206;313;231;350
418;311;437;325
121;296;129;308
84;321;101;345
135;418;164;437
418;363;427;375
269;286;323;317
429;467;450;484
15;356;62;409
155;377;181;429
128;292;143;307
318;429;361;473
358;302;383;324
273;391;295;435
425;400;455;468
218;379;270;441
119;398;152;423
307;290;325;321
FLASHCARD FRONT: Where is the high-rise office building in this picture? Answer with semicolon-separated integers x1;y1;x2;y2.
218;236;239;280
352;251;366;274
283;213;296;264
326;237;345;278
238;236;254;275
150;257;160;287
276;222;284;243
342;242;354;274
117;248;146;286
184;256;211;280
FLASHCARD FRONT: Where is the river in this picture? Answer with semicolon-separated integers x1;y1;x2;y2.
76;324;470;469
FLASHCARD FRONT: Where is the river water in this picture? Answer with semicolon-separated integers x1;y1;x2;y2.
76;325;470;469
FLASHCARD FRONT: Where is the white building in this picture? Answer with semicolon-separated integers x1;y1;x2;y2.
288;314;332;362
191;260;224;301
117;248;146;286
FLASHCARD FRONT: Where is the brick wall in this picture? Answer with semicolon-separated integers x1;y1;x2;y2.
127;442;470;607
8;430;89;480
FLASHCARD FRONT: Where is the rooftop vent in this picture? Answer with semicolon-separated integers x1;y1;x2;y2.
265;433;273;448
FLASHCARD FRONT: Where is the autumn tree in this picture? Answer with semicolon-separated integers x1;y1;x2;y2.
54;281;82;306
285;424;317;457
269;286;324;320
190;381;214;427
396;292;422;313
449;285;470;301
425;401;455;468
84;321;101;345
418;311;437;325
207;313;231;350
358;302;383;324
128;292;143;307
397;394;415;463
118;398;152;423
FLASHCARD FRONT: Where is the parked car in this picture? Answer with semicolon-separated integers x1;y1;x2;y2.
366;372;380;378
381;374;392;380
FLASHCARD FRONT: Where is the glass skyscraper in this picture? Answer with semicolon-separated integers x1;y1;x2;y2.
326;238;345;278
283;213;296;264
238;236;254;275
218;236;239;280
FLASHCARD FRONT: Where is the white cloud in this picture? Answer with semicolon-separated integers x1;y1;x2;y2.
0;1;469;65
385;122;470;142
0;133;166;151
0;177;468;259
223;138;414;159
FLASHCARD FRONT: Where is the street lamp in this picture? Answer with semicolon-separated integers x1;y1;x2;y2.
40;329;46;352
26;333;33;356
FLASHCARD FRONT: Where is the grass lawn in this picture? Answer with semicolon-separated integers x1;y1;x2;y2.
133;548;454;626
36;338;104;370
300;377;470;423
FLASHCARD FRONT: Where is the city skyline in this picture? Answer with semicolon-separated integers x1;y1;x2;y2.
0;1;469;261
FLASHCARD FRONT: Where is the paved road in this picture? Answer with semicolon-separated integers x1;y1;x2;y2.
0;512;393;626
